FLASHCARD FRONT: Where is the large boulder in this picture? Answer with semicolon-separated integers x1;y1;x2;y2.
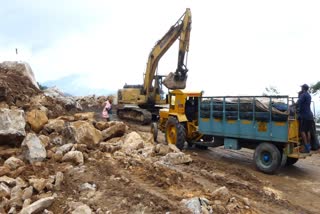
42;119;65;135
76;95;108;111
62;151;84;165
0;61;39;90
64;121;102;146
94;121;110;131
9;185;23;207
20;196;55;214
181;197;211;214
0;61;41;106
21;133;47;163
3;157;25;170
0;183;10;198
0;108;26;145
101;121;127;141
44;87;82;111
0;166;10;176
28;94;66;118
26;109;48;133
29;178;47;192
122;132;144;150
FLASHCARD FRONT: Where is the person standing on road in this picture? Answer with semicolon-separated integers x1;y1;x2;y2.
102;96;113;122
297;84;314;153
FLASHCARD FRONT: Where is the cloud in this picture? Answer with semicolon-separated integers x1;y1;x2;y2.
0;0;109;47
0;0;320;103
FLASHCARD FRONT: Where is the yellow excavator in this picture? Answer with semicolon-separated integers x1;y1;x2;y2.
117;8;192;124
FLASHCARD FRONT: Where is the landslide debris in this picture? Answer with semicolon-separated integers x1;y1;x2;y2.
0;61;311;213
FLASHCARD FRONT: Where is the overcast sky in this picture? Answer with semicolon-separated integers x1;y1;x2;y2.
1;0;320;101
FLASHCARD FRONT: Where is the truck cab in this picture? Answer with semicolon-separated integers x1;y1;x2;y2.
157;89;202;149
156;92;319;174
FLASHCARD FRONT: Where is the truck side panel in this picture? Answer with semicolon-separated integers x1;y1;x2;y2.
198;96;291;143
199;118;288;142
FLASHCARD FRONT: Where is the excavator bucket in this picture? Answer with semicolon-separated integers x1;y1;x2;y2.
163;72;187;89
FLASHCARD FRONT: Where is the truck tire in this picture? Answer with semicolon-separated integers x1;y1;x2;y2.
165;117;186;150
254;143;281;174
285;157;299;166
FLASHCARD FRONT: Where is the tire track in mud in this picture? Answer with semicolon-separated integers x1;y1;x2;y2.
52;156;191;213
118;156;262;213
181;151;313;214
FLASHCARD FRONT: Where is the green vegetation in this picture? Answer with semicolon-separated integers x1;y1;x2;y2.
315;111;320;123
310;81;320;95
263;86;280;96
37;82;48;90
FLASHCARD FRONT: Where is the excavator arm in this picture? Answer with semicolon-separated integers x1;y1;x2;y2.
117;8;191;124
171;8;191;83
144;8;192;102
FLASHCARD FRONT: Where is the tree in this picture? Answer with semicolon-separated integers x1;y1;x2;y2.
37;82;48;90
310;81;320;123
316;112;320;123
310;81;320;95
263;86;280;96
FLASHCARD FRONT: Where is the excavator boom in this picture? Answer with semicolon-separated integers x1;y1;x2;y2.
144;8;192;95
163;8;191;89
117;8;192;124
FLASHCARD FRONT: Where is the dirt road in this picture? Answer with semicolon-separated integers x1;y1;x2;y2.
45;121;320;213
121;122;320;213
185;147;320;213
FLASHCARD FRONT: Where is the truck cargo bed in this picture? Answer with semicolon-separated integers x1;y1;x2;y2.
198;95;294;143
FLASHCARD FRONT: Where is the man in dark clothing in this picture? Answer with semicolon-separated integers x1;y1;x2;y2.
185;97;195;121
297;84;314;153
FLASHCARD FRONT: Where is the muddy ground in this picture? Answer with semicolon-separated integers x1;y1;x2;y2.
2;106;319;213
128;123;320;214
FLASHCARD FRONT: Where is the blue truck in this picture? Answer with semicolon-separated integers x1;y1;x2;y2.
157;90;319;174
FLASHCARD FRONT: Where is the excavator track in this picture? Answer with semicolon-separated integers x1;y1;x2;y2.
117;107;152;125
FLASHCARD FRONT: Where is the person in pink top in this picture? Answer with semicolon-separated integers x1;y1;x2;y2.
102;97;113;121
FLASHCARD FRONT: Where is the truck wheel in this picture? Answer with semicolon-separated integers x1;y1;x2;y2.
254;143;281;174
285;157;299;166
165;117;186;150
151;122;158;143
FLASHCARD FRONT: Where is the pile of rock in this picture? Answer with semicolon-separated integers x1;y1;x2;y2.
1;61;252;213
0;61;85;118
0;103;194;213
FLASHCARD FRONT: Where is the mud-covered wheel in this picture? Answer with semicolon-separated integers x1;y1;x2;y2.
254;143;281;174
285;157;299;166
165;117;186;150
151;122;158;143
